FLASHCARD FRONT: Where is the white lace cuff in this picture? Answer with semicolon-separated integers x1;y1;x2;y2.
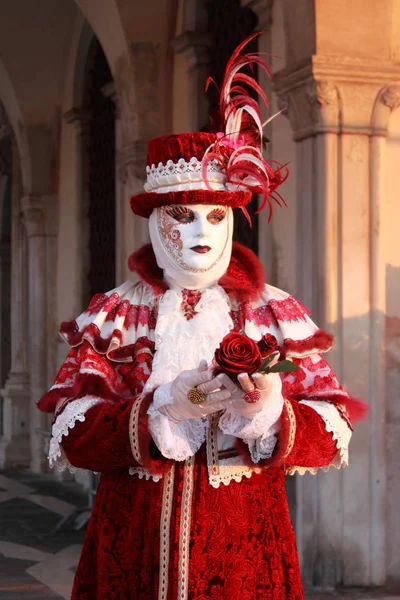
218;379;284;463
148;383;207;461
299;399;352;468
48;395;106;472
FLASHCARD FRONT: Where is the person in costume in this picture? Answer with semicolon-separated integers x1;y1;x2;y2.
38;35;365;600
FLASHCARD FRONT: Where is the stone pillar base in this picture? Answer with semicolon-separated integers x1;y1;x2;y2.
0;434;30;469
0;370;30;468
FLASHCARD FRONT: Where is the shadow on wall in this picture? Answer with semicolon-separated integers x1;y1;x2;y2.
287;272;400;589
385;264;400;583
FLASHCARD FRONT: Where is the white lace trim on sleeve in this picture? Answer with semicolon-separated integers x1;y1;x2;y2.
291;399;352;475
147;383;207;461
129;467;163;483
218;375;284;463
48;395;106;472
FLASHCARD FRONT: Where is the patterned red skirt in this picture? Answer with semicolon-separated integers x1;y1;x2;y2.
71;450;303;600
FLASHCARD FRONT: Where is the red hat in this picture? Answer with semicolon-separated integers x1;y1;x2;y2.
130;33;288;222
130;132;252;218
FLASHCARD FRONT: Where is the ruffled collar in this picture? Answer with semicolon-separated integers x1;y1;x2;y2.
128;241;266;303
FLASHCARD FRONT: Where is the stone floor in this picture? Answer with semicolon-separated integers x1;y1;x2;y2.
0;469;86;599
0;468;399;599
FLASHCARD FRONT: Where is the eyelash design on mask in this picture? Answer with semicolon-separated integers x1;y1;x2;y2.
166;206;194;223
207;208;226;223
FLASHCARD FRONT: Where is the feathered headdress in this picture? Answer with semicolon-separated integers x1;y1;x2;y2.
130;32;288;221
203;32;288;223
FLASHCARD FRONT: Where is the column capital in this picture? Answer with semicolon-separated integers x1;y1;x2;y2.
115;45;160;145
371;85;400;135
171;32;211;70
381;85;400;111
102;81;119;118
240;0;273;28
116;140;147;188
63;107;91;135
21;194;58;237
274;55;400;140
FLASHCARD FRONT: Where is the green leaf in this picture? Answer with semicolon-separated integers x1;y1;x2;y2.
268;361;299;373
257;351;280;372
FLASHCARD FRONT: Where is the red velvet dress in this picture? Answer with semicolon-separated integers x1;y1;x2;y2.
38;243;362;600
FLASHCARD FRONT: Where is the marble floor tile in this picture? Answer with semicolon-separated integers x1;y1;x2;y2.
26;545;81;600
27;494;75;518
0;541;52;562
0;475;33;498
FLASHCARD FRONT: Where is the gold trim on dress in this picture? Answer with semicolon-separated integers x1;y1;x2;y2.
282;398;297;469
177;455;195;600
206;412;261;488
158;464;175;600
128;396;144;464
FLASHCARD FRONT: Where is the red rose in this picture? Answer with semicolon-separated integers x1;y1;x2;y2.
214;332;262;380
257;333;279;358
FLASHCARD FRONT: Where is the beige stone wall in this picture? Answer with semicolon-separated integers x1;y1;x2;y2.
268;0;297;294
385;108;400;582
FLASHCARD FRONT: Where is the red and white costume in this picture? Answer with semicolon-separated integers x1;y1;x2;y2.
38;36;364;600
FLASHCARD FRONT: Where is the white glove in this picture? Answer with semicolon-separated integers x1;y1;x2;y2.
157;360;232;423
198;371;282;419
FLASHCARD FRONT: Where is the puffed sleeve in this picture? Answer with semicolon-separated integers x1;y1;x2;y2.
38;340;171;476
262;354;366;474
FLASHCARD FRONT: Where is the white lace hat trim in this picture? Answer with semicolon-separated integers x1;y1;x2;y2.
144;156;227;193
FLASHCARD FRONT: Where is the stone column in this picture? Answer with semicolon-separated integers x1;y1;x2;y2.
0;172;10;389
116;139;149;283
113;44;163;282
63;107;91;309
22;194;58;474
171;32;211;130
100;83;137;286
0;142;30;468
274;57;400;589
369;85;400;585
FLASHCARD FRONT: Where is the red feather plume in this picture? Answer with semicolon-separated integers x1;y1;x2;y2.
203;32;288;222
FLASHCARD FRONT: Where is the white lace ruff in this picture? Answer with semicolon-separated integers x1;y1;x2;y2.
145;285;233;462
144;286;233;393
289;400;352;476
48;396;106;472
144;156;226;193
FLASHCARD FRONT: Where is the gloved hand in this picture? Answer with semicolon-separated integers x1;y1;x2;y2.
157;360;232;423
198;370;283;419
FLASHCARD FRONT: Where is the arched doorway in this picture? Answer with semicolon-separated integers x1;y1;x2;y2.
202;0;296;524
204;0;259;253
82;37;116;302
0;122;12;436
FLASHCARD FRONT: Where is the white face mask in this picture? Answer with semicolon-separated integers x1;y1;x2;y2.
149;204;233;290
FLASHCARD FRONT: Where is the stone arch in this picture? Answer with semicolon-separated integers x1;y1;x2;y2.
74;0;131;79
0;112;12;398
56;11;117;331
73;0;139;147
73;19;96;108
0;60;31;194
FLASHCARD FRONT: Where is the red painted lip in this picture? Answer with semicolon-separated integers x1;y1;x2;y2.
191;245;211;254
